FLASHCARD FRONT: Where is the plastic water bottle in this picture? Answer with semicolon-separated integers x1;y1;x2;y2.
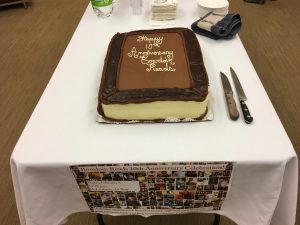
91;0;113;17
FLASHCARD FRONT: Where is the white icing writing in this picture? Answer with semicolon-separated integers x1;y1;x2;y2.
127;35;176;72
137;35;163;49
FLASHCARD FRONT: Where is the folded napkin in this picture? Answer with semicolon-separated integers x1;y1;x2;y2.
191;12;242;40
150;0;178;25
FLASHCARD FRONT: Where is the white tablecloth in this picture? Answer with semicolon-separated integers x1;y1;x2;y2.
10;1;298;225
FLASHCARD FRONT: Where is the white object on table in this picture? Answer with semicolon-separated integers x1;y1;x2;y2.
10;1;298;225
150;0;178;25
131;0;143;15
197;0;229;17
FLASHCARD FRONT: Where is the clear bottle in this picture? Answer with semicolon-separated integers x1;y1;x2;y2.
91;0;113;17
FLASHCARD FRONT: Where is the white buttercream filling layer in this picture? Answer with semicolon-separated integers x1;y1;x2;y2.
102;97;208;121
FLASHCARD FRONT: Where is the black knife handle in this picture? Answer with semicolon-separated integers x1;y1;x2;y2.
240;100;253;124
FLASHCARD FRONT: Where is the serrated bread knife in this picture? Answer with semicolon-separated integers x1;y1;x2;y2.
230;67;253;124
220;72;239;121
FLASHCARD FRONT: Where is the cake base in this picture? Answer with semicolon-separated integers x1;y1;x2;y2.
96;94;213;124
96;107;212;124
101;98;208;121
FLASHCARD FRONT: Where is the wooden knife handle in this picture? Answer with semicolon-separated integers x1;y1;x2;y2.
225;91;239;120
240;100;253;124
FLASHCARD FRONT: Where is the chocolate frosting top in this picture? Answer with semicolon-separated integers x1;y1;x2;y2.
98;28;208;111
118;32;191;90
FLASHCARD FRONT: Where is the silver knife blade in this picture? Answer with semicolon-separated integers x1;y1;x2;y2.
230;67;253;124
230;67;247;101
220;72;233;93
220;72;239;120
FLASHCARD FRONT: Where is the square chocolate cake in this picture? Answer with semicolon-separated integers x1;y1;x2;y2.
98;28;209;122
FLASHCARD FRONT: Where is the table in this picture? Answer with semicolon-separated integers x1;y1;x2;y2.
10;1;298;225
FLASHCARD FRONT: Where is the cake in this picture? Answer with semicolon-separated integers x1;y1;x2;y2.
97;28;209;122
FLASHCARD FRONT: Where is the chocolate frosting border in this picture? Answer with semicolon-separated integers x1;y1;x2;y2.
98;28;209;115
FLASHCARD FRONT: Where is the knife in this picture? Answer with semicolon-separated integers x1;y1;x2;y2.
230;67;253;124
220;72;239;121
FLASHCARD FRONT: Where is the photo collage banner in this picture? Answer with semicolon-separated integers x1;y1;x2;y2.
70;162;234;215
